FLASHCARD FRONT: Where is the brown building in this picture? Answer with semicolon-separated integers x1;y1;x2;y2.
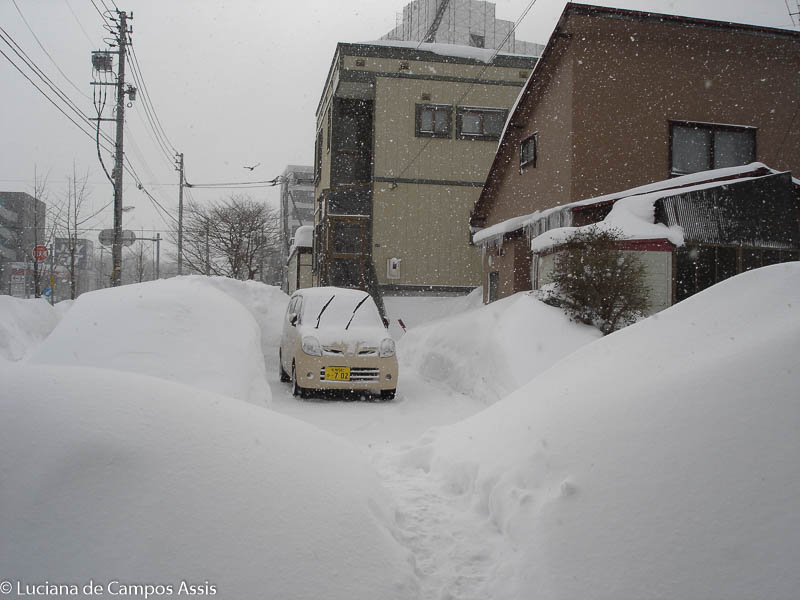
470;3;800;303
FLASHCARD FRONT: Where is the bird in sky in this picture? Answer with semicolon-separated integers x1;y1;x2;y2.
243;162;261;171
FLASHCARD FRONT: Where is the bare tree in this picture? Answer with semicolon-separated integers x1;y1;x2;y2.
58;166;92;299
180;194;281;281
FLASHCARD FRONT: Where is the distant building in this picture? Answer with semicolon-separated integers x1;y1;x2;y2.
0;191;46;297
279;165;314;291
313;41;537;310
286;225;313;294
383;0;544;57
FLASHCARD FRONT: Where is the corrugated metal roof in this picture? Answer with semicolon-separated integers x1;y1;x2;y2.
656;173;799;249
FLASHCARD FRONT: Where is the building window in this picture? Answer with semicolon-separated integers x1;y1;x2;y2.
520;133;537;169
326;108;331;152
416;103;452;138
332;221;363;255
314;129;323;183
469;33;485;48
456;107;507;141
670;121;756;176
487;271;499;303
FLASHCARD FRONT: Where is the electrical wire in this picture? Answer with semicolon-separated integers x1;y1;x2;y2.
11;0;91;100
64;0;95;44
0;26;115;148
128;42;178;156
394;0;538;182
0;44;114;152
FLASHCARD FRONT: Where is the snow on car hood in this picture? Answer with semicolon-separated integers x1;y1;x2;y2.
299;324;389;354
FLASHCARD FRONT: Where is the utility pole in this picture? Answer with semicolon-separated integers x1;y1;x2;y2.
176;152;184;275
111;11;130;287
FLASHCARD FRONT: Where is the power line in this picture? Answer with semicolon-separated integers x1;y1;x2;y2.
0;26;115;148
0;44;114;153
394;0;539;182
128;42;178;155
11;0;90;100
64;0;95;44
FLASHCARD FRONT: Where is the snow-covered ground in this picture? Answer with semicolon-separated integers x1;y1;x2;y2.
1;264;798;599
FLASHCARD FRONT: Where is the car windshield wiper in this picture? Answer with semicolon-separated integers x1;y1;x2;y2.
315;294;336;328
345;294;370;330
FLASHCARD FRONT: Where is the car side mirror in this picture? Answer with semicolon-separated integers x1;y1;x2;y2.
382;316;390;328
289;313;298;326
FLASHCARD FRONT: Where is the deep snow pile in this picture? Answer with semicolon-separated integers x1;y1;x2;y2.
0;361;418;599
394;263;800;599
397;291;602;403
0;295;61;361
29;277;278;405
201;275;289;366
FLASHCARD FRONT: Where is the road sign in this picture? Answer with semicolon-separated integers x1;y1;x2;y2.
43;287;52;297
32;244;49;262
98;229;136;247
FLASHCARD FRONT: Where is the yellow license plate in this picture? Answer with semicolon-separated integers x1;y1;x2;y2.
325;367;350;381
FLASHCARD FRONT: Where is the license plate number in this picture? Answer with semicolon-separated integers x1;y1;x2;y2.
325;367;350;381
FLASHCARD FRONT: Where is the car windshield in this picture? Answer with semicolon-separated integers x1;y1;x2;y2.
302;292;383;330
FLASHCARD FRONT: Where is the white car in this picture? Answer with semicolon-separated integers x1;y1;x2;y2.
279;287;398;400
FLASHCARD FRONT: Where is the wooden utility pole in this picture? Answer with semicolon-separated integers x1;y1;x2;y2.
111;11;130;287
176;152;185;275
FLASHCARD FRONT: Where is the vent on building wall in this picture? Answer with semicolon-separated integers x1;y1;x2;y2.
356;58;365;67
387;258;401;279
421;93;431;101
399;61;410;71
519;70;528;79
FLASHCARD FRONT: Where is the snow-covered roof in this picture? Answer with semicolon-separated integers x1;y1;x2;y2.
356;39;525;63
473;162;782;247
288;225;313;261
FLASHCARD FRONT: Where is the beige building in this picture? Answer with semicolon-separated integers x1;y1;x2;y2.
312;41;537;306
470;3;800;303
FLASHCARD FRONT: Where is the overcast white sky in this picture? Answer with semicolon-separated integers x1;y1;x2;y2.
0;0;795;238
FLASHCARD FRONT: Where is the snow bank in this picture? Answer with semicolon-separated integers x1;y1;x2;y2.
29;277;273;405
0;362;418;599
384;287;483;338
200;275;289;370
398;292;601;403
401;263;800;598
0;295;61;361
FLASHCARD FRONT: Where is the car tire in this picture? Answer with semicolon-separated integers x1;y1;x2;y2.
291;363;307;399
279;350;290;382
380;388;396;401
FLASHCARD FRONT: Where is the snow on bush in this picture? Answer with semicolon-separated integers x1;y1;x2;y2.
396;263;800;599
0;295;61;361
0;361;418;599
29;277;273;405
398;291;601;403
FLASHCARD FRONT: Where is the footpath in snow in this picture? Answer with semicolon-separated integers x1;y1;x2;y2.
2;265;799;599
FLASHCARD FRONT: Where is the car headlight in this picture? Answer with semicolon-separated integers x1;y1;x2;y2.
301;336;322;356
379;337;395;358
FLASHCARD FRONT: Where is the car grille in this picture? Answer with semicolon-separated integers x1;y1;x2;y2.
319;367;380;382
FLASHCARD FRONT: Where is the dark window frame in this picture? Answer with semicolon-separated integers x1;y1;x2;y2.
520;132;537;170
415;103;452;139
326;107;331;152
314;128;323;184
456;106;507;141
669;120;756;177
